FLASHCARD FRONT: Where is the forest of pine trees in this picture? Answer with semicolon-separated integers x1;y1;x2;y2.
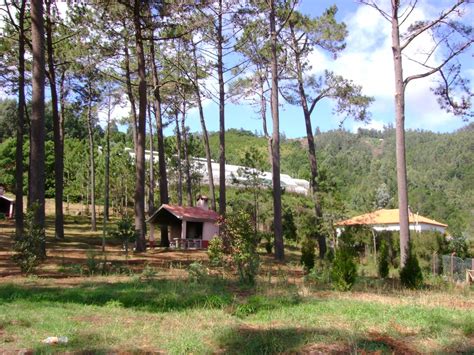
0;0;472;262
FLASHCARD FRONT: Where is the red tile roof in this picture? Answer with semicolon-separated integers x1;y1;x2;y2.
159;204;220;222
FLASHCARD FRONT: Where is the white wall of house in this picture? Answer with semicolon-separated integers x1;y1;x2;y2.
203;222;219;241
337;223;446;235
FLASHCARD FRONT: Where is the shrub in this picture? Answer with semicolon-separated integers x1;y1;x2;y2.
400;250;423;289
300;236;315;272
260;231;273;254
109;216;137;259
187;261;208;283
378;240;389;279
208;236;225;266
85;250;99;275
331;246;357;291
12;204;46;274
218;210;260;285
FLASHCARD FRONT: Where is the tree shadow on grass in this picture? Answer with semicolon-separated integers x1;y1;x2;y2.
217;326;427;354
0;278;234;313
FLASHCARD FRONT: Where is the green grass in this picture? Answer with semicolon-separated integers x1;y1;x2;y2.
0;277;472;354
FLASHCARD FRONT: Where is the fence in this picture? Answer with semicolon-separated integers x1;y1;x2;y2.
435;254;474;282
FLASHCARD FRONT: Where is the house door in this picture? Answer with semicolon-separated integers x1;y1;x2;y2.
186;222;203;239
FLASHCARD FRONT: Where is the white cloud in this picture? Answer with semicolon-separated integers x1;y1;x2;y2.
350;118;386;133
306;1;471;131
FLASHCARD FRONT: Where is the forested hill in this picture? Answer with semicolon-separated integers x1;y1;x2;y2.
208;125;473;236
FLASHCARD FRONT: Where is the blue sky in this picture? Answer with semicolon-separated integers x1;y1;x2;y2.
167;0;473;138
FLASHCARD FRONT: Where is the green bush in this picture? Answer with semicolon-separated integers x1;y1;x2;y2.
219;210;260;285
207;236;225;267
300;236;315;272
331;247;357;291
400;251;423;289
12;204;46;274
378;240;389;279
85;250;99;275
109;216;137;259
260;231;273;254
187;262;208;283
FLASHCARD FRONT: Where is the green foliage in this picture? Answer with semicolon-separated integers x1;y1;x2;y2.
300;236;315;272
331;246;357;291
378;240;389;279
400;250;424;289
412;231;448;270
446;234;470;258
85;250;99;276
109;216;137;258
187;262;208;283
282;208;297;241
218;210;260;285
207;236;225;267
12;204;46;274
259;231;273;254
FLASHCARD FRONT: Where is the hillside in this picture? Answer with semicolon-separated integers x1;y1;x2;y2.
206;125;474;237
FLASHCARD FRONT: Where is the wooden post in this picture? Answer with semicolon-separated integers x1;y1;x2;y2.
450;253;455;280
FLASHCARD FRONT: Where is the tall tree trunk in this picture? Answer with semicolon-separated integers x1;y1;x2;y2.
192;42;216;210
133;0;147;252
175;111;183;206
86;93;97;231
290;26;326;258
270;0;284;261
104;94;111;222
15;0;26;236
30;0;46;257
217;0;226;216
150;38;169;247
45;0;64;240
391;0;410;267
147;104;155;247
181;104;193;206
123;31;138;151
259;76;273;170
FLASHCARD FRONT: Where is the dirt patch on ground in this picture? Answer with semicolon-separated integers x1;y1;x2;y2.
297;342;349;354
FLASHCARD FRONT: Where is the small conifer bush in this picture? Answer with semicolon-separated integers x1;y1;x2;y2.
400;250;423;289
378;240;389;279
331;246;357;291
300;236;316;272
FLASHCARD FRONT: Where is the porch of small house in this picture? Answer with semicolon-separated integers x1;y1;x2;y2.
169;220;206;250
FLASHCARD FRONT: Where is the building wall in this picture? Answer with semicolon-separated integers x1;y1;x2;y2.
203;222;219;241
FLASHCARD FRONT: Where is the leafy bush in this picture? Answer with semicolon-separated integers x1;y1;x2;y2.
260;231;273;254
12;204;46;274
207;236;225;266
187;261;208;283
400;250;423;289
282;208;297;241
378;240;389;279
85;250;99;275
331;247;357;291
109;216;137;258
446;233;470;258
300;235;315;272
218;210;260;285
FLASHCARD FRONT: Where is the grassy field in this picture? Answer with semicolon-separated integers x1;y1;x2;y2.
0;208;473;354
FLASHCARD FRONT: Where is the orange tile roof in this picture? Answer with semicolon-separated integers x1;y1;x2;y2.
335;209;447;228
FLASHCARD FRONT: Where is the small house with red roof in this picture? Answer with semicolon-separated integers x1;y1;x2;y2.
147;196;220;249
